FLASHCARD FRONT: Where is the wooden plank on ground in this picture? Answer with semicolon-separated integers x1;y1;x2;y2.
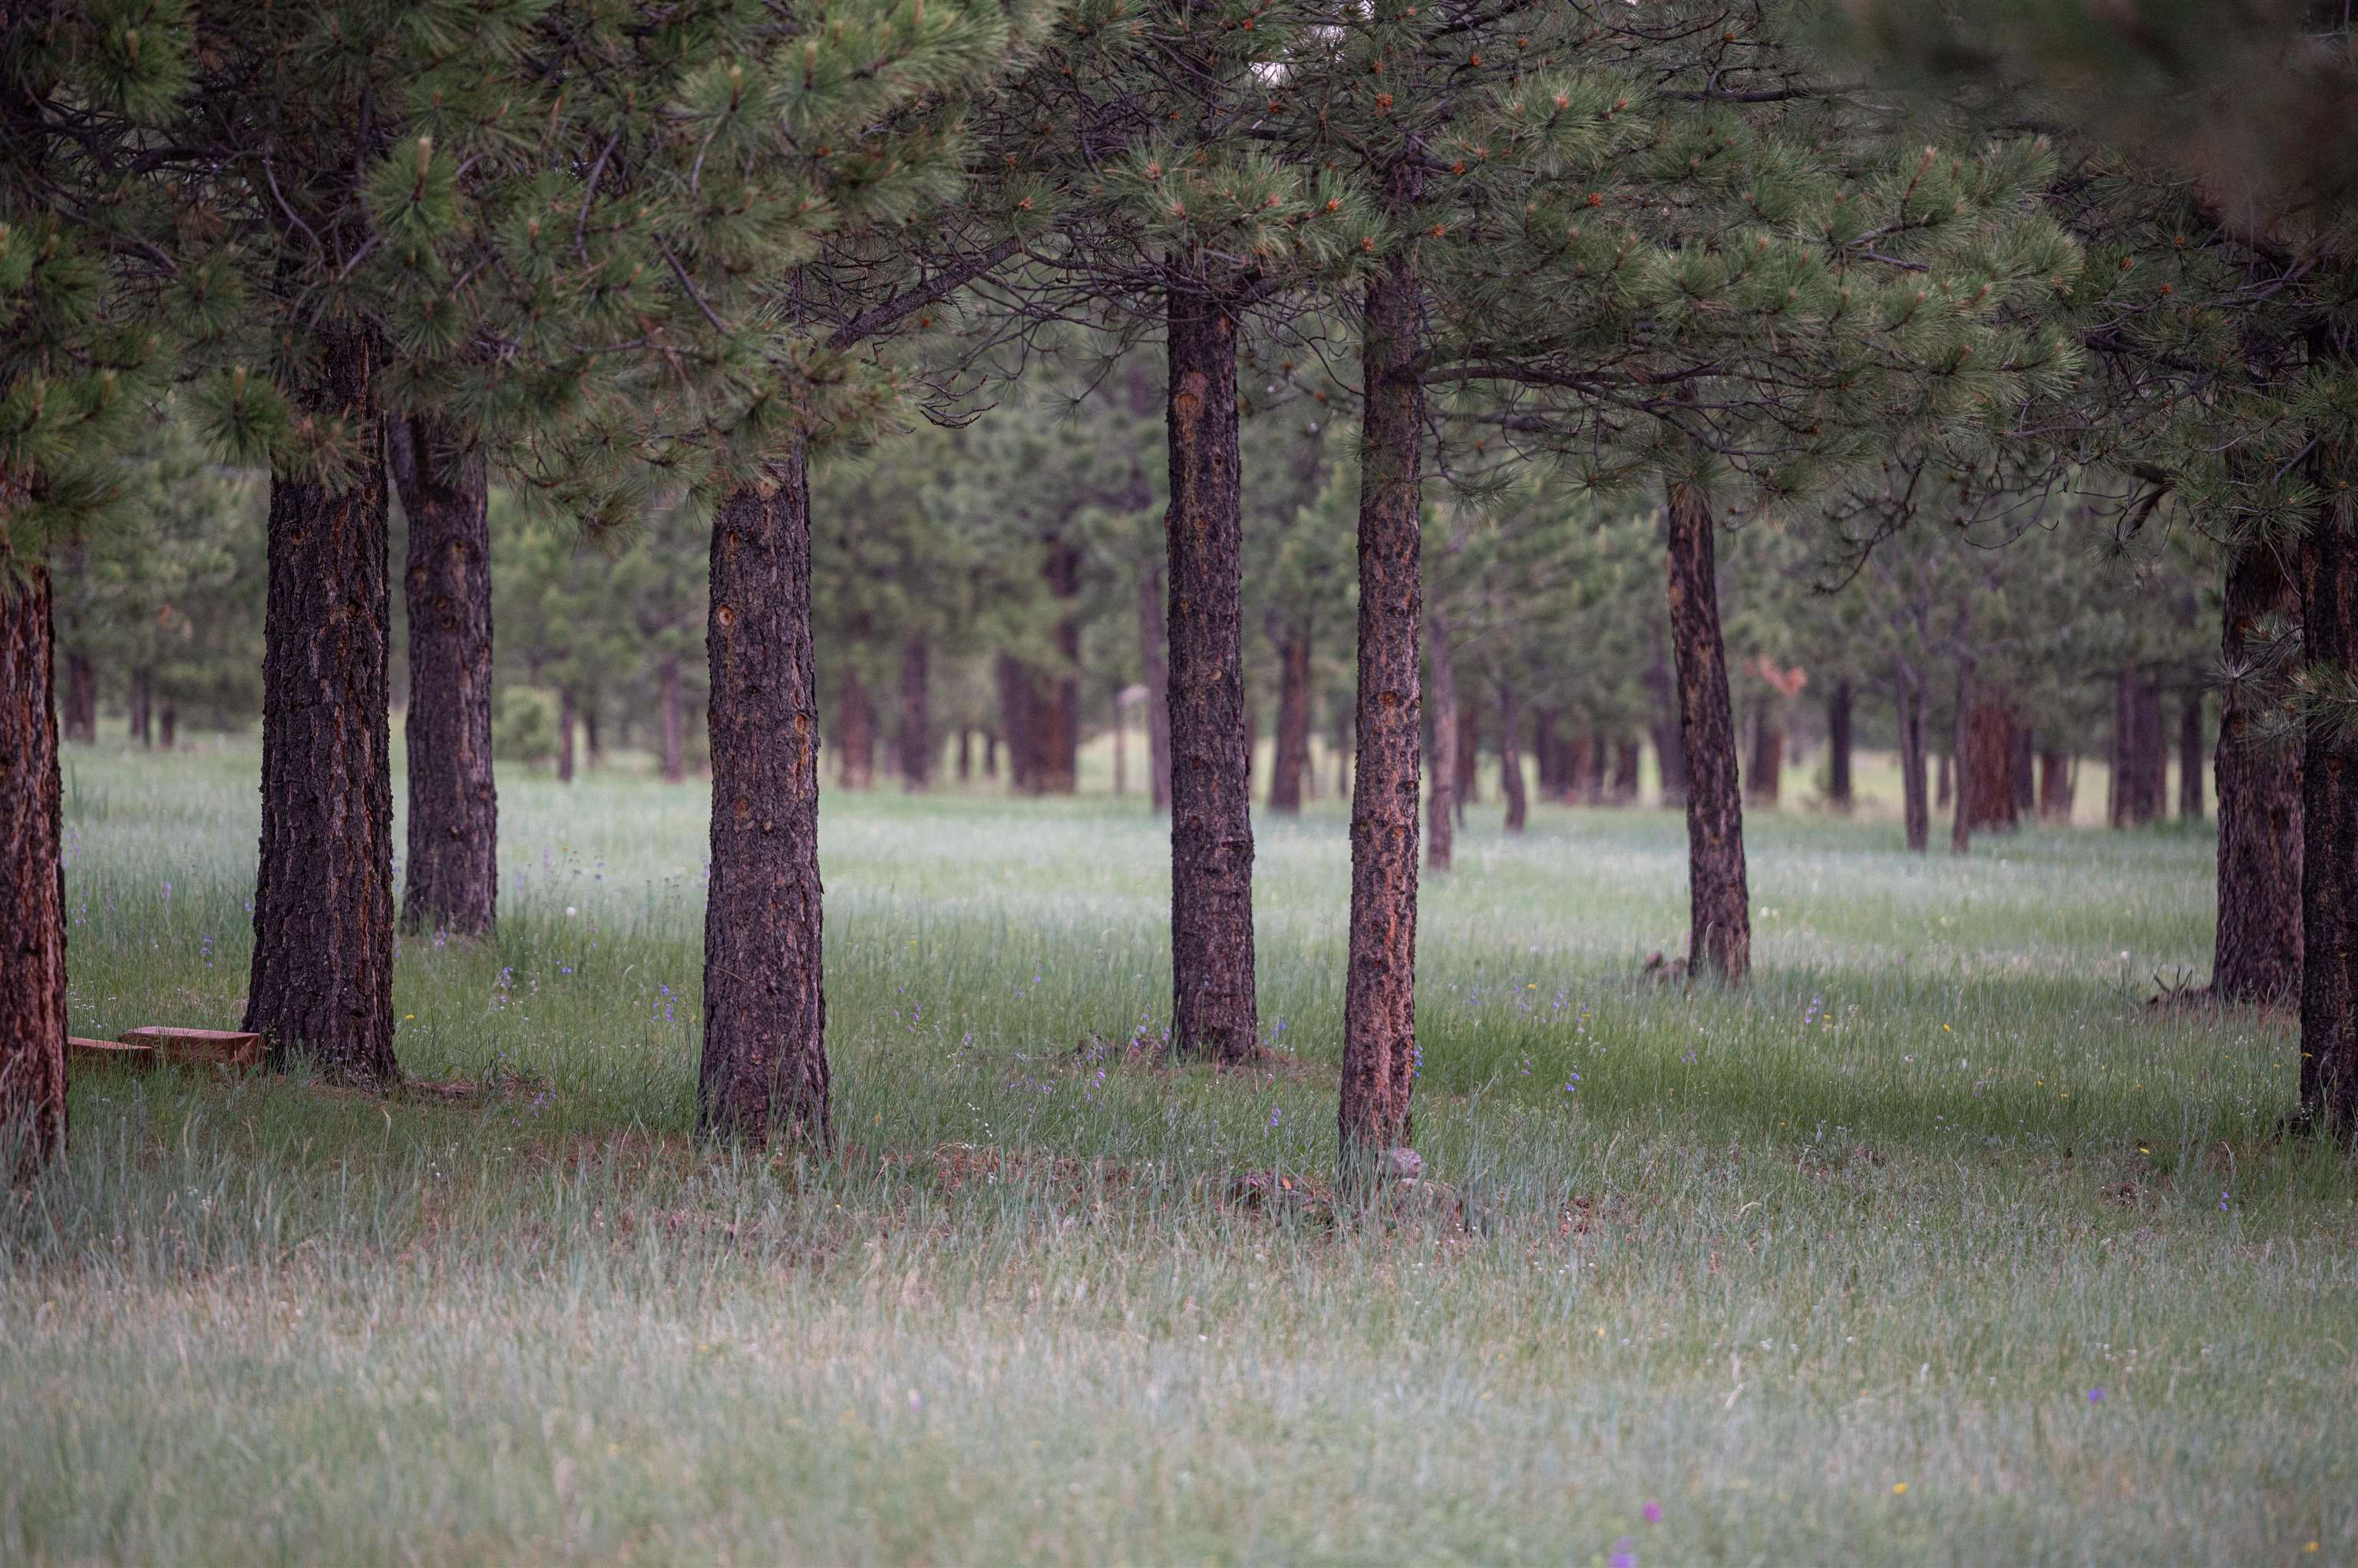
117;1026;263;1070
69;1036;157;1071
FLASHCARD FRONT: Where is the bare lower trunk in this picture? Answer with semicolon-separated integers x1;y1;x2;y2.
956;726;973;782
62;649;94;744
1897;665;1929;854
1333;702;1351;801
243;329;398;1084
1137;563;1172;814
1666;482;1749;982
1270;629;1311;814
389;414;497;938
157;702;175;749
2214;541;2302;1003
698;447;830;1146
557;687;576;784
1339;243;1423;1173
1745;699;1783;808
0;551;68;1176
1936;749;1951;810
2178;692;2204;820
128;666;150;747
897;635;931;791
1950;661;1975;857
984;729;999;779
836;667;877;791
1827;678;1854;814
1454;711;1477;815
1112;686;1127;797
1964;698;2018;834
995;652;1034;792
1164;266;1257;1062
659;654;687;784
583;705;601;768
1425;615;1457;873
1612;739;1641;803
1647;647;1688;809
1036;540;1082;795
2297;458;2357;1139
2038;750;2072;821
1498;678;1527;833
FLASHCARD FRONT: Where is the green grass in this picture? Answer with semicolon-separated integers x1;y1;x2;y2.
5;734;2348;1565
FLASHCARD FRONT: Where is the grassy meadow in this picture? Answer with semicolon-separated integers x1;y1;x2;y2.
3;731;2349;1564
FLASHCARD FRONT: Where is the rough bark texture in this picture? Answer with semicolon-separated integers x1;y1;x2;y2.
1269;629;1312;814
1164;269;1258;1062
388;415;497;938
0;553;67;1177
2111;673;2166;826
1339;249;1423;1170
2297;471;2358;1138
2178;692;2204;820
2214;542;2303;1004
1827;679;1854;814
835;666;877;791
1425;615;1458;873
698;454;830;1146
243;332;398;1084
1666;483;1749;982
897;635;931;791
1964;698;2018;834
1498;678;1527;833
62;649;94;744
557;687;576;784
659;653;687;784
1137;563;1173;813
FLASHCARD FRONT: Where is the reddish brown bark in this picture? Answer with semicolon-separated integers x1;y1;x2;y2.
1498;678;1527;833
1666;483;1749;982
389;414;497;937
1950;662;1976;857
1826;679;1854;814
1964;699;2018;834
1744;700;1783;808
699;451;830;1146
2111;672;2165;827
1896;664;1930;853
2297;465;2358;1138
62;649;93;744
897;635;931;791
243;330;398;1084
1164;269;1258;1061
1;550;67;1177
1269;630;1312;814
1647;646;1688;809
2214;541;2302;1003
2038;750;2073;821
1339;244;1423;1171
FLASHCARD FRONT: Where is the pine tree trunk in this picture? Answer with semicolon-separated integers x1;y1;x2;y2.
0;550;67;1177
583;705;600;768
2141;676;2169;820
1532;707;1559;797
1137;562;1172;814
956;726;973;783
2178;692;2204;820
157;701;176;749
1648;645;1689;809
2039;750;2072;821
128;666;150;747
1936;749;1952;810
836;666;877;790
388;415;497;938
1455;710;1478;814
1498;678;1527;833
984;729;999;780
2013;726;2036;816
1112;685;1128;797
1897;664;1930;854
1965;700;2018;833
659;652;686;784
1425;614;1458;873
2214;541;2302;1003
994;652;1031;791
557;687;576;784
1827;678;1854;814
1666;482;1749;982
2297;469;2358;1138
1269;629;1311;814
62;649;91;744
1035;539;1082;795
243;331;397;1084
1339;246;1423;1171
1613;739;1641;803
1950;662;1975;857
1164;270;1258;1062
897;635;931;791
1333;702;1351;802
698;453;830;1147
1745;699;1783;808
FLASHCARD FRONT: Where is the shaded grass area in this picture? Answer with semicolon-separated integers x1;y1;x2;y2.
5;739;2350;1564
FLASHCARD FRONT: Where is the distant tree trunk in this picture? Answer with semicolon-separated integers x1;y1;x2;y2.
1036;538;1082;795
1455;710;1478;814
956;726;973;782
2141;676;2170;819
1648;647;1689;809
243;330;398;1085
1745;698;1783;808
1164;270;1257;1061
1612;739;1641;803
1936;748;1951;810
0;553;68;1176
1332;702;1351;802
582;703;601;768
699;448;829;1147
1498;678;1527;833
1532;706;1560;798
1111;685;1128;797
1964;700;2019;833
128;665;150;747
2178;692;2204;820
1425;613;1458;873
63;650;94;744
2038;750;2073;821
836;666;877;790
1897;664;1930;854
2112;672;2165;827
557;687;576;784
1951;662;1976;857
2215;541;2303;1005
1269;629;1311;814
1137;561;1172;814
1666;482;1749;982
984;728;999;780
897;635;931;791
2012;726;2036;816
658;653;686;784
157;701;176;748
388;414;497;938
2295;458;2358;1139
994;653;1032;791
1339;246;1423;1171
1826;679;1854;814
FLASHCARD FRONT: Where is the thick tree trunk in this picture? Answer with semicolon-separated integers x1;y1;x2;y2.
2038;750;2073;821
1137;562;1172;814
0;553;67;1177
128;666;150;747
1964;699;2018;833
658;653;687;784
62;649;94;744
2297;472;2358;1138
897;635;931;791
1498;678;1527;833
836;666;877;790
994;652;1032;791
698;451;830;1146
1827;678;1854;814
1270;629;1312;814
1897;665;1930;854
557;687;576;784
1339;247;1423;1171
1164;269;1258;1062
388;415;497;938
1951;662;1976;857
2178;692;2204;820
2111;672;2167;827
1745;698;1783;808
243;332;398;1084
2214;541;2302;1003
157;701;176;749
1425;615;1458;873
1666;482;1749;982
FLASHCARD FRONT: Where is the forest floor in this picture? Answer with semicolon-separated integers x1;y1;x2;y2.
4;738;2348;1564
